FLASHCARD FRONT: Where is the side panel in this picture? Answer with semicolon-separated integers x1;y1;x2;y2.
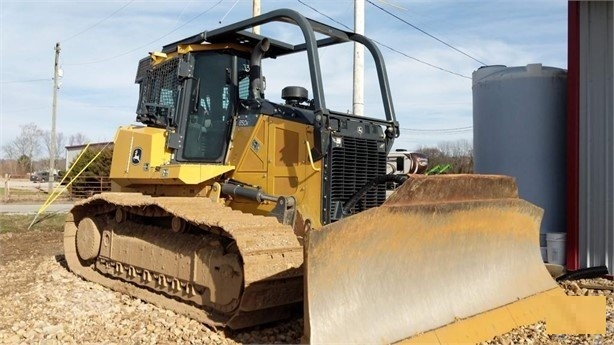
110;126;234;188
228;115;323;226
110;126;171;183
267;117;322;229
228;115;269;186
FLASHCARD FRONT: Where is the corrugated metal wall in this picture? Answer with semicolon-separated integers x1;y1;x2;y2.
578;1;614;269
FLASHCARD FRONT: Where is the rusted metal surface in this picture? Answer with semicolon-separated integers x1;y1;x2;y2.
64;193;303;329
304;174;558;344
385;174;519;204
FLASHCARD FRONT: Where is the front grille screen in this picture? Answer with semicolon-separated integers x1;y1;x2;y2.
329;136;387;222
141;58;180;108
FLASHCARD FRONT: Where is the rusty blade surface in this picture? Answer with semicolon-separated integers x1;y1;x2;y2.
304;175;558;344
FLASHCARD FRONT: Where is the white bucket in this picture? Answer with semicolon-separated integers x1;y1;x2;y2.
540;247;547;262
546;232;566;265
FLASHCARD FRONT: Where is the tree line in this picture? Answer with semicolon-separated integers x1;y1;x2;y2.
1;122;90;175
416;139;473;174
2;123;473;177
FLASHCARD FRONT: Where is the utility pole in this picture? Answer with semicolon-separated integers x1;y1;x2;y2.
252;0;261;34
49;42;60;193
353;0;365;116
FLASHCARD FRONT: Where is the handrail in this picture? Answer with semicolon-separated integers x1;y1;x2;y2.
305;140;321;172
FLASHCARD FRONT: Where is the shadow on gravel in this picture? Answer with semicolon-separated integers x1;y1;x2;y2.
222;307;304;344
55;254;68;271
50;253;304;343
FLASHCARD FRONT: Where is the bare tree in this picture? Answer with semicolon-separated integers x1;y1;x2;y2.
43;131;66;160
1;143;17;160
1;123;43;164
0;158;18;174
438;139;473;158
417;139;474;174
68;133;89;146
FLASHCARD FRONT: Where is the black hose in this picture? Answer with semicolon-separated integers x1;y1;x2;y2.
555;265;609;282
342;174;408;215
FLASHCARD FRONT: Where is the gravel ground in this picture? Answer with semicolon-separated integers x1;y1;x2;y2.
0;230;611;344
0;231;302;345
0;256;302;344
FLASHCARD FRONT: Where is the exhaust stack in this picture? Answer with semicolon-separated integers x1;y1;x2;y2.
249;38;270;100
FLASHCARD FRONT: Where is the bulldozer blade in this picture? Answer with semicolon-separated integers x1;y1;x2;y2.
304;175;559;344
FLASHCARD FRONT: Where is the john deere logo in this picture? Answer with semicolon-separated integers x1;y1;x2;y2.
132;148;142;165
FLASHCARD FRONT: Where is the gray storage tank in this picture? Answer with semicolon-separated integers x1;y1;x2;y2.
473;64;567;239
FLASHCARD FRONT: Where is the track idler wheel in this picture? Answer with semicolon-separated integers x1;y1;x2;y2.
75;217;101;261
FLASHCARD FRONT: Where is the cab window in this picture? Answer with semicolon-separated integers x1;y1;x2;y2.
182;53;234;162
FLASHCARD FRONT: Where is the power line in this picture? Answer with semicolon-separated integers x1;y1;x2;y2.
218;0;241;24
296;0;471;79
375;40;471;79
172;0;195;28
64;0;223;66
366;0;487;66
298;0;351;30
62;0;135;43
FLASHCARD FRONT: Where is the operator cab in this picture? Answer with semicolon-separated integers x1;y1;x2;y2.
134;48;251;163
133;39;317;166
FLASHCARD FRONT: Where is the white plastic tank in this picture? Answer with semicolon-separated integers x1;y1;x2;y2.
473;64;567;244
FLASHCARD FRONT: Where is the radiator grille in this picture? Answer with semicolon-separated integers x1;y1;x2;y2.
329;137;387;221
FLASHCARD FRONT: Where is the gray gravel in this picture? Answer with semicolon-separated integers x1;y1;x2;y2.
0;230;611;344
0;256;302;344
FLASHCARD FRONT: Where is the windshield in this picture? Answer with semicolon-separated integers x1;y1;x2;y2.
182;53;235;162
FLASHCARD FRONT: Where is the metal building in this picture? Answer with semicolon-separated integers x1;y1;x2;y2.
567;1;614;270
65;142;113;170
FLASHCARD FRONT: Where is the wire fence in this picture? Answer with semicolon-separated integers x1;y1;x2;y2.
68;176;111;199
1;174;111;203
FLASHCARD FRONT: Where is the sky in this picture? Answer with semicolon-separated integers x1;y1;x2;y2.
0;0;567;158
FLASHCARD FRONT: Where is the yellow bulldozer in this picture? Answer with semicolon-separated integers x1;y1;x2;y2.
64;9;560;343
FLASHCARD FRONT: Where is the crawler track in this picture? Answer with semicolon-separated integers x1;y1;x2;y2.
64;193;303;329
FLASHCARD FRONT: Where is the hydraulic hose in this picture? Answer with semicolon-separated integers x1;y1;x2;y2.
555;265;609;282
342;174;408;215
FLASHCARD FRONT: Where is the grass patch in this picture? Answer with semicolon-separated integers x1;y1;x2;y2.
0;213;66;233
1;187;70;202
1;187;45;197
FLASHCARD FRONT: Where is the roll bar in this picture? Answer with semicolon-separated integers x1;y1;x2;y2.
163;8;398;136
